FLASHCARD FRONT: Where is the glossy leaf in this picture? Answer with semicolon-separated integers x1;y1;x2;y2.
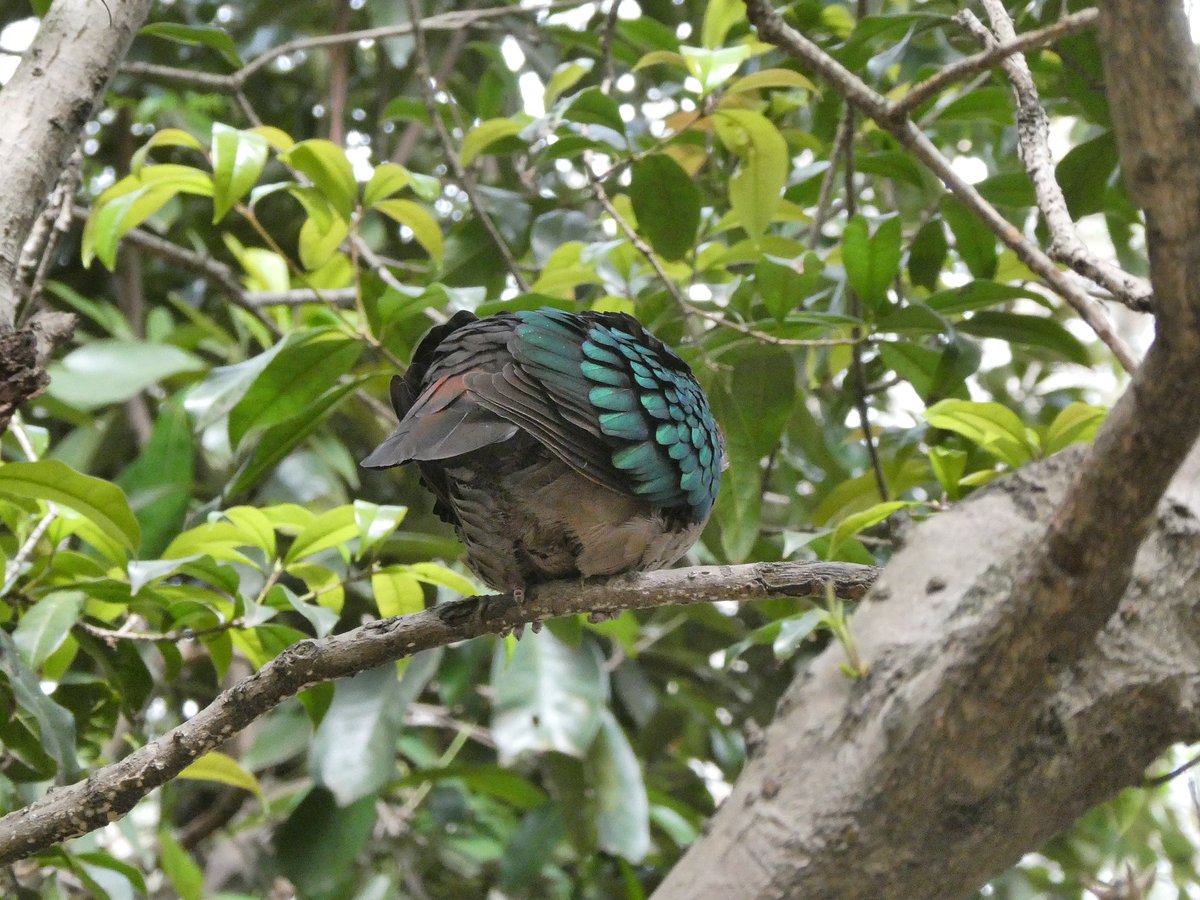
630;154;700;261
714;109;788;238
211;124;269;222
0;461;140;552
281;139;357;220
491;631;607;761
374;198;444;261
310;664;407;805
228;330;361;448
178;751;264;798
14;591;83;668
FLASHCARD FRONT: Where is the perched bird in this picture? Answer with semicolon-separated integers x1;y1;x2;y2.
361;307;724;599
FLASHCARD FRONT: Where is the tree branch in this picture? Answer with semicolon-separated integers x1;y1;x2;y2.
119;1;591;94
0;0;153;437
958;6;1153;313
742;0;1139;373
893;9;1099;117
656;443;1200;899
0;560;876;864
654;3;1200;895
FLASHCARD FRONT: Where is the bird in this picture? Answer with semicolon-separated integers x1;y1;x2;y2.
361;306;724;600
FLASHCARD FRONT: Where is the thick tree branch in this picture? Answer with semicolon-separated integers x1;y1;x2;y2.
742;0;1138;373
657;444;1200;899
657;3;1200;895
0;0;152;327
0;560;876;864
0;0;153;437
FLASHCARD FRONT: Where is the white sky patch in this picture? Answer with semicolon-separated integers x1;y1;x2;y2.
518;71;545;116
500;35;526;71
0;17;38;84
949;154;988;185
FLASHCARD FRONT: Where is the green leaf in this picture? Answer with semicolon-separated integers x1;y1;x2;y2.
281;139;358;220
310;663;408;805
395;764;548;809
959;311;1090;365
0;460;140;552
587;709;650;863
926;399;1036;467
129;128;204;175
276;789;376;897
48;339;205;410
491;632;606;761
14;591;83;669
681;44;750;94
755;253;824;323
725;67;817;95
1056;131;1118;219
178;750;264;798
0;631;79;781
371;567;425;617
83;181;180;270
710;348;795;560
545;59;595;106
630;154;700;262
227;380;362;499
828;500;918;558
159;830;204;900
288;185;351;270
285;505;358;564
405;561;479;597
228;329;361;449
842;215;901;311
374;198;444;261
353;500;407;557
117;399;195;556
714;109;788;238
908;218;948;291
461;116;532;167
942;195;997;279
140;22;242;67
563;89;625;136
211;124;269;222
363;162;412;207
772;608;829;659
1043;402;1107;455
700;0;746;49
928;446;968;500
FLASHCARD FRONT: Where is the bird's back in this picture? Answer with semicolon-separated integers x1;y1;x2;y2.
362;308;723;594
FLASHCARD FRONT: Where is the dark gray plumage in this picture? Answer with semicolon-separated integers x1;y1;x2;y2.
361;307;723;597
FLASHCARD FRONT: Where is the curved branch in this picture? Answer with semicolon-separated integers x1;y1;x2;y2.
0;560;877;865
959;5;1153;312
742;0;1139;373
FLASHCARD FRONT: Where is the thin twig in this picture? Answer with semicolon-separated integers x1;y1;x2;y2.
405;0;530;292
590;173;857;349
808;108;854;247
962;6;1153;313
893;9;1099;116
76;618;245;645
743;0;1139;373
844;0;889;503
121;1;592;93
600;0;623;92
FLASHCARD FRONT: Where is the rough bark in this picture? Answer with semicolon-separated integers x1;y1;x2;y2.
0;0;154;433
655;444;1200;899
